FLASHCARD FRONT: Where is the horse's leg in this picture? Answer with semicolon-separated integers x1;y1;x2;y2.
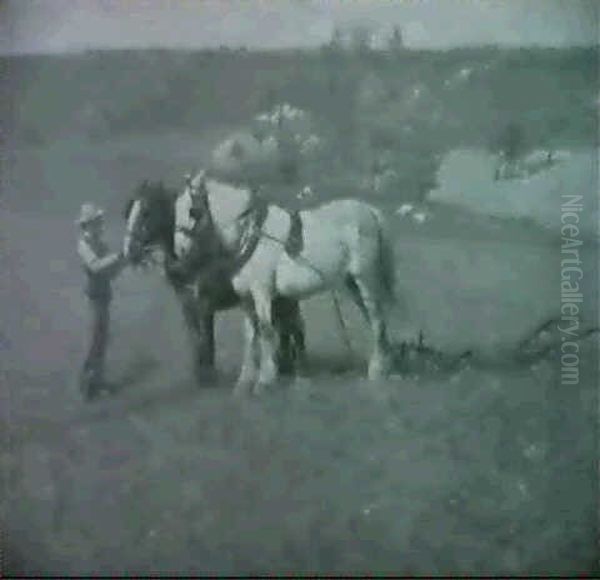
189;300;217;383
272;297;293;375
273;297;307;376
288;299;308;375
277;327;292;375
197;310;216;374
234;301;260;396
354;275;392;380
253;289;279;394
345;274;369;321
179;289;216;383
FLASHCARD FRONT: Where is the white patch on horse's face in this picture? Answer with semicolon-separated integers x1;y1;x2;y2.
124;199;142;257
174;188;194;258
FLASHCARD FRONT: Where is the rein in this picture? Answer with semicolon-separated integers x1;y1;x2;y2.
256;229;356;361
126;188;178;272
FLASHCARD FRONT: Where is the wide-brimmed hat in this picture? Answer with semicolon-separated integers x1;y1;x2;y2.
76;203;105;226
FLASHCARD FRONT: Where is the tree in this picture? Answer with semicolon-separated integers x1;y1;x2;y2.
230;139;244;161
493;122;526;163
350;26;372;54
322;26;344;55
389;26;404;52
330;27;344;51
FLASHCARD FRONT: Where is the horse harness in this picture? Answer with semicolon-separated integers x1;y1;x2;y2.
180;182;305;277
238;196;305;268
177;180;355;358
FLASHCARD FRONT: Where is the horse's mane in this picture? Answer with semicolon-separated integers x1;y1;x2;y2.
124;179;177;220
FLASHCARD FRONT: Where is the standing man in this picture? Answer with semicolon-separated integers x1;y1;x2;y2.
76;203;128;400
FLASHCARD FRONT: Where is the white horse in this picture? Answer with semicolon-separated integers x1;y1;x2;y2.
174;172;396;394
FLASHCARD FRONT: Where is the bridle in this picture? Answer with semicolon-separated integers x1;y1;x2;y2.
175;179;269;272
125;197;164;266
175;181;211;242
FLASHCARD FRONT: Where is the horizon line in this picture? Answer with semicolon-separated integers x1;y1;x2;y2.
2;41;598;58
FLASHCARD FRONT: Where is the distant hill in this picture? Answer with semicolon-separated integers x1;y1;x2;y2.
429;148;598;238
2;46;597;205
3;46;597;150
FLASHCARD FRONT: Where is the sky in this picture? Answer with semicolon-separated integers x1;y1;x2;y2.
0;0;598;54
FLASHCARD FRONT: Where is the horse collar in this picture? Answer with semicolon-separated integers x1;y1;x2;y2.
233;196;269;271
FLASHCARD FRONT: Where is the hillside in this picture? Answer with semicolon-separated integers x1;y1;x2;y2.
2;45;599;575
428;148;598;237
3;46;597;214
3;47;597;150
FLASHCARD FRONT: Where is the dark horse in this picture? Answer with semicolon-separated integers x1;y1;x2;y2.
123;180;306;383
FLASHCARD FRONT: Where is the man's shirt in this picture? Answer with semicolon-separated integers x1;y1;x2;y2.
77;234;123;302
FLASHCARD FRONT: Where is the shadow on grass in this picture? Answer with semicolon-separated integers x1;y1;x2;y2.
113;352;162;394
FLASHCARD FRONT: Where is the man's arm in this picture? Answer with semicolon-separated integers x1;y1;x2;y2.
78;239;127;278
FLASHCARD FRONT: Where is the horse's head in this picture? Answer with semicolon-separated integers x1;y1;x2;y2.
174;170;210;259
124;180;175;265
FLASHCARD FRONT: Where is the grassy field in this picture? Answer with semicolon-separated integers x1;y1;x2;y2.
1;44;599;574
1;133;598;575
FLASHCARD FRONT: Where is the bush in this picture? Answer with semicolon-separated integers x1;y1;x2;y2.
209;103;331;188
210;131;281;185
491;122;527;162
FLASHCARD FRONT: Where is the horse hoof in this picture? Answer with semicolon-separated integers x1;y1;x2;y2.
368;355;392;381
296;361;309;379
368;365;387;381
233;387;249;399
195;370;218;386
233;379;253;397
253;382;270;396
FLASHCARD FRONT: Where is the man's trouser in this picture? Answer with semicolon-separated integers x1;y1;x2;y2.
80;298;110;396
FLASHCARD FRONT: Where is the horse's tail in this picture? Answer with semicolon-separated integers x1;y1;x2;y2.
370;206;396;308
